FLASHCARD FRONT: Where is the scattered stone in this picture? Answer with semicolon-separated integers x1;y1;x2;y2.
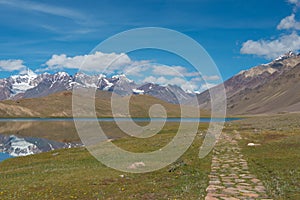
127;161;145;169
247;142;261;146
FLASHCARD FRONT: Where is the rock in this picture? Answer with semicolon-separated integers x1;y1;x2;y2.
127;161;145;169
247;143;261;146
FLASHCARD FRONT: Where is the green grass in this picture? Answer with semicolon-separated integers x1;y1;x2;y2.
0;123;211;200
238;129;300;199
3;113;300;199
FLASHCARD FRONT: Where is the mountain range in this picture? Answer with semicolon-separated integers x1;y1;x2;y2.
1;51;300;116
197;51;300;115
0;70;193;104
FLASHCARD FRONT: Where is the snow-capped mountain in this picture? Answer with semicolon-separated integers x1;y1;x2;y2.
237;51;299;78
274;51;297;62
197;51;300;114
0;134;82;157
0;71;195;104
137;83;193;104
8;69;38;94
22;71;74;99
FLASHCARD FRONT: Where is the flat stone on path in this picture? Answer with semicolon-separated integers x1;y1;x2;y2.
204;132;272;200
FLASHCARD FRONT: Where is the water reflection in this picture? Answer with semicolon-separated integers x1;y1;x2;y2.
0;121;79;142
0;121;142;142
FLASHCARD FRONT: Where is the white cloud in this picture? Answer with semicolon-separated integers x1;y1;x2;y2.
203;75;220;81
277;14;300;30
287;0;300;12
44;52;202;79
0;59;27;72
240;32;300;59
143;76;170;85
152;65;199;77
43;51;217;92
240;0;300;59
288;0;299;5
143;76;178;85
122;63;150;76
0;0;84;21
142;75;214;92
44;52;136;73
0;0;99;38
143;76;157;83
200;83;217;91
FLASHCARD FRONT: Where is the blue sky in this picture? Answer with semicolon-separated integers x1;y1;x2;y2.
0;0;299;91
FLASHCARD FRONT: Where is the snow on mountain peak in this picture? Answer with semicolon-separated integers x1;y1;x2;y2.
112;74;133;83
26;68;37;78
12;68;37;79
132;88;144;94
55;71;69;78
10;68;38;94
274;51;297;62
0;71;195;103
238;51;299;78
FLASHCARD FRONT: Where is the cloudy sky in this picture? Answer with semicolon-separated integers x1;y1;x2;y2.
0;0;299;91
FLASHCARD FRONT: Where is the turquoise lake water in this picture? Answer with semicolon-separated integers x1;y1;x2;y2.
0;152;12;162
0;117;239;122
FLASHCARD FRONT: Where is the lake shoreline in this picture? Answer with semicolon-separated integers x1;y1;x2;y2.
0;117;241;122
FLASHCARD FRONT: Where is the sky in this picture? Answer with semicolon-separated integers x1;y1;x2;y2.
0;0;299;91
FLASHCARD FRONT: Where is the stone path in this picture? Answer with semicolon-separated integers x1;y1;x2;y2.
205;133;272;200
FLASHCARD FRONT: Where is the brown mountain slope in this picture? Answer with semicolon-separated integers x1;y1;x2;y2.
197;52;300;115
227;63;300;114
0;91;208;118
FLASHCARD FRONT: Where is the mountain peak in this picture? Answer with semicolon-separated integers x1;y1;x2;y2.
112;74;133;83
238;51;300;78
14;68;37;79
274;51;297;62
9;68;39;95
0;71;195;104
27;68;37;77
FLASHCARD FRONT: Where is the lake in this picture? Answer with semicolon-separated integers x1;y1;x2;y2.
0;117;240;142
0;117;240;162
0;117;239;122
0;152;12;162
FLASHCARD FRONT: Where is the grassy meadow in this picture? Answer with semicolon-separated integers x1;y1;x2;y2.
227;114;300;199
0;123;211;200
0;114;300;199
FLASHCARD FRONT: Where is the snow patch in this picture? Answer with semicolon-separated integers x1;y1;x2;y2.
112;74;133;83
275;51;296;62
132;88;144;94
10;68;38;94
103;78;114;90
